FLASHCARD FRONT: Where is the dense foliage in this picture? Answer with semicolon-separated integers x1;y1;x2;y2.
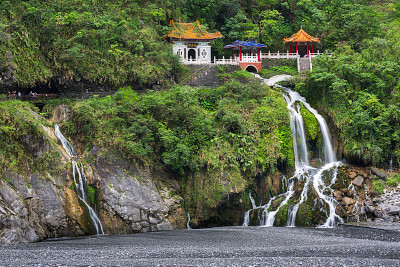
61;72;291;215
0;101;60;176
0;0;389;89
297;4;400;167
0;0;184;88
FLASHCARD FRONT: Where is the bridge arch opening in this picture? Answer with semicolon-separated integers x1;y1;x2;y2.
245;65;258;73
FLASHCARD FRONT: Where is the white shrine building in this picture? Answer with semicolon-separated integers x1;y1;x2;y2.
168;20;222;64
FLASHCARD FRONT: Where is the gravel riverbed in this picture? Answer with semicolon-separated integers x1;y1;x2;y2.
1;225;400;266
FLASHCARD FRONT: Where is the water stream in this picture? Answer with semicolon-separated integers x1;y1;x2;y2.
187;213;192;229
245;74;343;227
54;123;104;234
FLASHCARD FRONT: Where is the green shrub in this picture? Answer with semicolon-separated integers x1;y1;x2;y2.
386;174;400;187
373;179;386;194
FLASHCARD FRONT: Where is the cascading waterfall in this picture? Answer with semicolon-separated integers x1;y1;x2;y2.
187;213;192;229
54;123;104;235
348;183;360;222
242;210;250;227
389;156;393;172
242;192;259;226
263;181;294;227
243;74;343;228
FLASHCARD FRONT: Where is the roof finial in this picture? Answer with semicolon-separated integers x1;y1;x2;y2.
301;25;303;30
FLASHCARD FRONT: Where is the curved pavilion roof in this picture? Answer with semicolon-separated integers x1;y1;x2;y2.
224;40;267;49
284;26;320;44
168;20;222;40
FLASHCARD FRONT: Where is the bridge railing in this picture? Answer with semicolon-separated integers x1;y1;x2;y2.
262;51;331;59
240;55;259;62
261;51;298;59
180;57;211;65
213;57;238;65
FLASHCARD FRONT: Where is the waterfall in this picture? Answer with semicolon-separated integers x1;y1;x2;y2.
187;213;192;229
242;210;250;227
348;183;360;222
242;192;259;226
282;95;309;168
244;74;342;228
282;88;336;164
389;156;393;172
54;123;104;235
263;181;294;227
249;192;257;209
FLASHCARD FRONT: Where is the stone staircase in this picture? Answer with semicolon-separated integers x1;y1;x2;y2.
297;57;312;72
182;64;240;87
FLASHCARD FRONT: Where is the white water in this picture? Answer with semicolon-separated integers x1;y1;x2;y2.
242;193;255;226
348;183;361;222
54;123;104;234
187;213;192;229
263;181;294;227
242;210;250;226
244;75;342;228
258;74;293;86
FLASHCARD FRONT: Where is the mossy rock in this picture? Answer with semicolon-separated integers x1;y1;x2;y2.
274;204;289;226
299;103;322;161
295;203;313;226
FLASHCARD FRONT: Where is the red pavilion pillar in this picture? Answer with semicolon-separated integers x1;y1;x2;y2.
240;47;242;61
257;49;260;61
296;43;298;54
307;42;309;57
312;43;314;54
290;45;292;53
232;49;235;60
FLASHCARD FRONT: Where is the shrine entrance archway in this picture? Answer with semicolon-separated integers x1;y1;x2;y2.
188;49;196;60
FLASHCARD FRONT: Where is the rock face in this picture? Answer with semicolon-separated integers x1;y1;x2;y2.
0;121;186;244
88;148;185;234
0;172;85;244
52;104;71;123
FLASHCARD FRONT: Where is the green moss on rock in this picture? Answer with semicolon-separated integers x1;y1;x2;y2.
274;204;289;226
295;203;313;226
300;103;321;145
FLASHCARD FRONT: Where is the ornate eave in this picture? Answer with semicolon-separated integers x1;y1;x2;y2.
168;20;222;41
284;26;320;44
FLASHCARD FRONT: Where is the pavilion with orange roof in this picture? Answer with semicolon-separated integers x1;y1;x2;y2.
168;20;222;64
283;26;320;57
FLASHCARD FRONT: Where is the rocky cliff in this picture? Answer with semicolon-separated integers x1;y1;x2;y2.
0;107;186;244
1;103;399;244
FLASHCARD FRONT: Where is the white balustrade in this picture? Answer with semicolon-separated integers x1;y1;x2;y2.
180;50;330;66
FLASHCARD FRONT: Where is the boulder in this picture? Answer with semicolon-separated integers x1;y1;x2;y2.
348;172;357;179
333;191;343;201
352;176;364;187
371;167;387;179
364;205;375;215
385;216;394;223
372;198;382;204
364;201;373;206
340;188;349;195
374;210;384;218
341;197;355;206
387;206;400;216
335;206;347;217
